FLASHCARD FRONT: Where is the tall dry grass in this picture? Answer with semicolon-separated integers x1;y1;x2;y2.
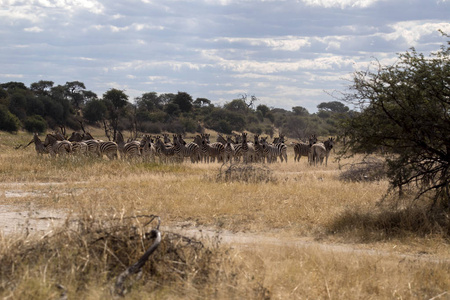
0;131;449;299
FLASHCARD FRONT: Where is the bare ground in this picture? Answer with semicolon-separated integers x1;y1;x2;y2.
1;205;448;265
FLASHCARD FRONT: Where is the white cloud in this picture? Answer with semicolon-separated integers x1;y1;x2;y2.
380;21;450;46
215;36;311;51
24;26;43;32
301;0;384;8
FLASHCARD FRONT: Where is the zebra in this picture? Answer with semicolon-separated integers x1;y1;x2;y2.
322;137;334;166
194;134;213;163
176;134;200;163
44;134;72;156
68;131;83;142
155;136;175;162
99;141;119;160
293;134;317;162
223;136;235;164
71;141;88;155
25;133;49;156
241;133;250;163
140;134;156;161
216;134;227;145
311;143;327;166
253;134;263;163
116;131;140;159
83;139;101;157
261;136;287;163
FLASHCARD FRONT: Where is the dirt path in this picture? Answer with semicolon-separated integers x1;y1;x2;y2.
1;206;448;264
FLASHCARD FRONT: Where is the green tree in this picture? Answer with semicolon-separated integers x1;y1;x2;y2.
173;91;193;113
83;99;107;123
23;115;47;133
136;92;162;111
0;105;21;132
317;101;349;113
103;89;129;140
30;80;54;95
193;97;211;108
339;37;450;210
256;104;270;117
65;81;86;109
292;106;309;116
224;99;248;113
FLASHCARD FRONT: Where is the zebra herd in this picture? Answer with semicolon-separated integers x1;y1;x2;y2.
25;131;334;166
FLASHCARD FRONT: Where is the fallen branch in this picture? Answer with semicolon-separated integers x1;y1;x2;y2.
114;215;161;297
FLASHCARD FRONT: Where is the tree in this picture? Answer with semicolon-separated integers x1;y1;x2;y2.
0;105;20;132
136;92;162;111
30;80;54;95
224;99;248;112
317;101;349;113
83;99;107;123
193;97;211;108
65;81;86;109
292;106;309;116
172;91;193;113
256;104;270;118
103;89;129;140
339;36;450;210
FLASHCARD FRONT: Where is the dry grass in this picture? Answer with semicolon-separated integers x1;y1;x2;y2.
0;131;449;299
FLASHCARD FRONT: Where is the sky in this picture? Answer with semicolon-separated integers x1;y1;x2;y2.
1;0;449;113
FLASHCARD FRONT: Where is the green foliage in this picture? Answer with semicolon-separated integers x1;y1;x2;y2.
172;91;193;113
0;105;21;132
317;101;349;113
83;99;107;123
339;37;450;209
24;115;47;133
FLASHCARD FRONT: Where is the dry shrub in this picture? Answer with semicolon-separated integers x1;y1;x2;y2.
339;157;386;182
216;163;277;183
327;202;450;241
0;213;269;299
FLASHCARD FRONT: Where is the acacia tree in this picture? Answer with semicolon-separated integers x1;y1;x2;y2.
339;36;450;210
103;89;129;140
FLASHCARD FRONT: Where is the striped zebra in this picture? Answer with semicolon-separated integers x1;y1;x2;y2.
83;139;101;157
310;138;334;166
293;134;317;162
216;134;227;145
193;134;212;163
26;133;49;156
71;141;88;155
223;136;235;164
116;131;140;159
311;143;327;166
176;134;200;163
261;136;287;163
44;134;72;156
241;133;250;163
322;137;334;166
140;134;156;161
68;131;83;142
253;134;263;163
99;141;118;160
155;136;175;162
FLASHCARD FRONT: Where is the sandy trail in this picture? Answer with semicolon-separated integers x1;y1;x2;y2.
1;205;447;264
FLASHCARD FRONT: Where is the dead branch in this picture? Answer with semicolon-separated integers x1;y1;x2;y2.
114;215;161;297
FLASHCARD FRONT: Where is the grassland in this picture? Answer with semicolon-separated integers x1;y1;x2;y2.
0;131;449;299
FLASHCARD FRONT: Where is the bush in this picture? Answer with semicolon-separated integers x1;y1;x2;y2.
339;157;386;182
0;105;21;132
24;115;47;133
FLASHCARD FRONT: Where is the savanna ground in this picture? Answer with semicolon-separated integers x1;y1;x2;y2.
0;130;449;299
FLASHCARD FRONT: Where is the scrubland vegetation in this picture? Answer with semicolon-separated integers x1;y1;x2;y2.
0;131;449;299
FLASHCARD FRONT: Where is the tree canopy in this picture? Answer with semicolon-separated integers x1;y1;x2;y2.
339;36;450;210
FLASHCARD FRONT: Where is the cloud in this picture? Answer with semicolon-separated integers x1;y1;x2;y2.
301;0;384;8
24;26;43;32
